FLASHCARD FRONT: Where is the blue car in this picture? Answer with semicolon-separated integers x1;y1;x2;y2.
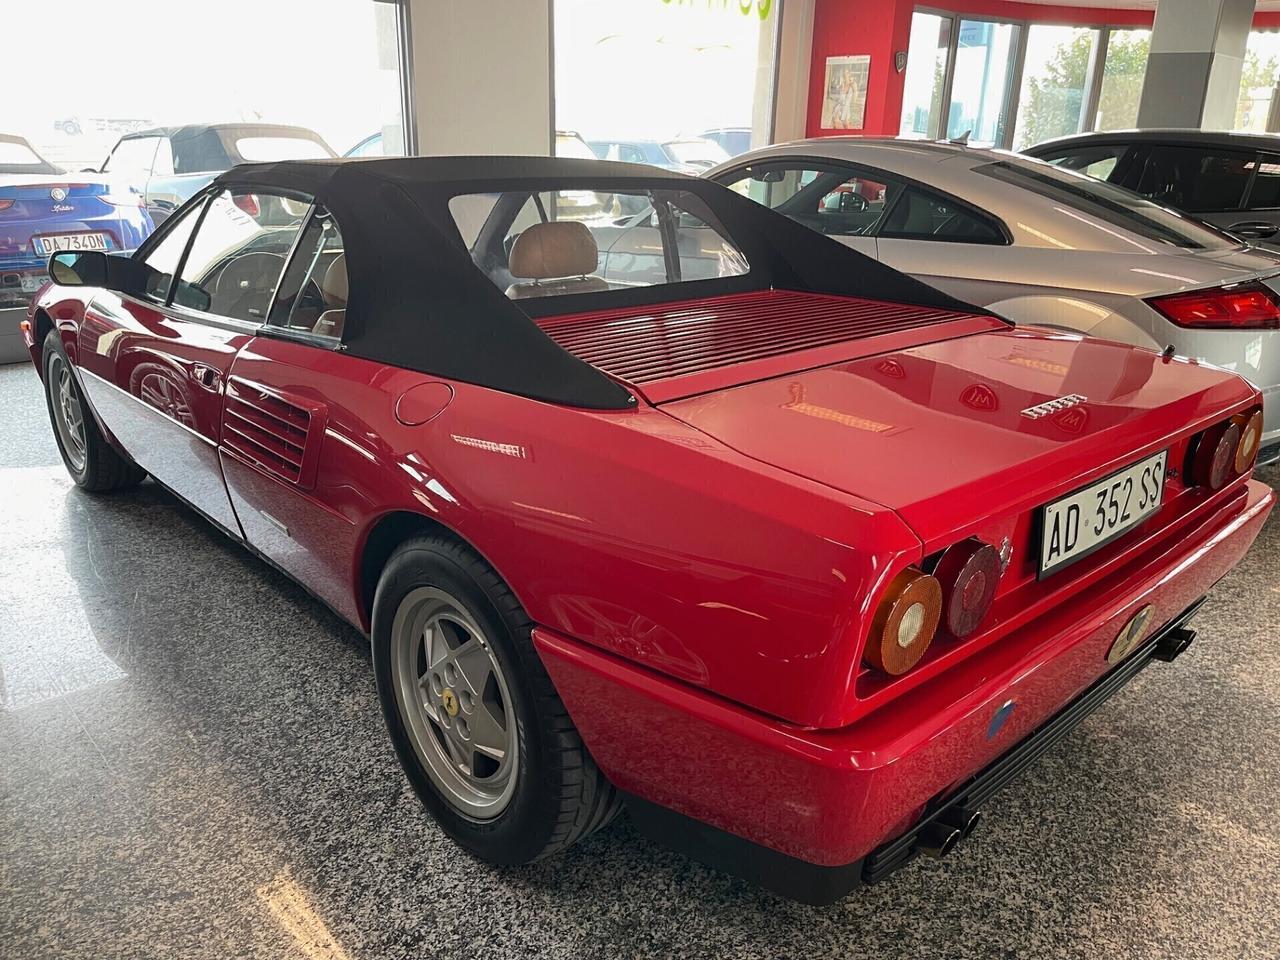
1;133;153;308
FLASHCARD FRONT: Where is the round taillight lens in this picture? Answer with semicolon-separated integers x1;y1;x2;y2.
1233;409;1264;474
935;538;1002;639
866;567;942;676
1193;421;1242;491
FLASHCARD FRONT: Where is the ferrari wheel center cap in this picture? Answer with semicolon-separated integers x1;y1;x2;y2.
441;687;459;718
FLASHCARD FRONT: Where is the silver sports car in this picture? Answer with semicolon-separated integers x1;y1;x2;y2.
707;139;1280;464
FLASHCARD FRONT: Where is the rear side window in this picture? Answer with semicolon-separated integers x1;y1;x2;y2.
719;163;902;238
976;160;1237;250
268;206;347;340
1041;144;1129;182
1132;144;1253;212
1247;154;1280;210
879;187;1005;244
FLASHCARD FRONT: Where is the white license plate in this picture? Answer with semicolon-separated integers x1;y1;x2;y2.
1039;450;1167;578
32;233;110;255
19;274;45;292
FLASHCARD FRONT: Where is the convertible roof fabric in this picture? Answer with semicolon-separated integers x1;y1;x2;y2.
213;157;992;410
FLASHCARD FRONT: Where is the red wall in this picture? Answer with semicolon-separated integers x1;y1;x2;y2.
806;1;1280;139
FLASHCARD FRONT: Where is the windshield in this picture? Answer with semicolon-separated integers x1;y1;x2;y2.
664;139;730;167
975;159;1238;252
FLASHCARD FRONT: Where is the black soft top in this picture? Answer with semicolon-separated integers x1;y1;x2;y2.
211;156;987;410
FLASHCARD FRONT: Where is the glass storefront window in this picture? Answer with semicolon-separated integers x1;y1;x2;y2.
899;13;953;139
1;0;407;312
1236;29;1280;132
1095;29;1151;132
553;0;780;165
946;20;1020;147
1013;26;1100;150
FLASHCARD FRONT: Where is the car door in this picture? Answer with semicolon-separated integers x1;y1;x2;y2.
215;204;375;622
75;186;311;536
100;134;162;214
713;160;891;258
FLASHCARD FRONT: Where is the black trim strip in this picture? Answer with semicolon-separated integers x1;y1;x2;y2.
861;597;1205;883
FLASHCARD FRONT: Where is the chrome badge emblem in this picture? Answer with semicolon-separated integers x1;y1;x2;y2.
1021;394;1086;420
49;187;68;202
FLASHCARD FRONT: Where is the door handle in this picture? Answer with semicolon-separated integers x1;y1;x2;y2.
1227;220;1280;240
191;362;221;391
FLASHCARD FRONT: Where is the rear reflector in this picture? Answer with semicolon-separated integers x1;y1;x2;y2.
1233;409;1264;474
1193;421;1241;490
1148;281;1280;329
866;567;941;676
935;538;1002;639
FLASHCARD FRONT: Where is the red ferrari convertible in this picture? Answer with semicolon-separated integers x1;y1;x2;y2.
21;157;1274;903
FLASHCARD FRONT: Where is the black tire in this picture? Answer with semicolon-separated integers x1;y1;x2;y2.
42;331;145;493
372;534;619;864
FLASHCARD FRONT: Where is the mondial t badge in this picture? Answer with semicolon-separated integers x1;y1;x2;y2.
49;187;68;202
1021;394;1086;420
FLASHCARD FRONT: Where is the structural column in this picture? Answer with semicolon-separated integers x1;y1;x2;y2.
1136;0;1256;129
404;0;553;155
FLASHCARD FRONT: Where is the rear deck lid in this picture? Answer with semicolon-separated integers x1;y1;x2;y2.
661;327;1257;549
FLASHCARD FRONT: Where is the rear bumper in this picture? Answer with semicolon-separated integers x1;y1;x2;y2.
535;478;1274;898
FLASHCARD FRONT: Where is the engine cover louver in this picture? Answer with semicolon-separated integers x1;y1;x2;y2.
536;290;982;397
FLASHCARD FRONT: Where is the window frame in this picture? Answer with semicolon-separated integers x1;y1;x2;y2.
259;202;349;351
907;8;1152;149
714;156;1013;246
129;183;320;336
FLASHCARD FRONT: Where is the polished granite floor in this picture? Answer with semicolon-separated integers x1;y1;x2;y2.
2;359;1280;960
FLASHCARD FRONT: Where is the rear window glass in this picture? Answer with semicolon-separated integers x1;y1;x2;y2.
449;188;749;302
1131;144;1252;212
234;137;330;162
975;160;1237;251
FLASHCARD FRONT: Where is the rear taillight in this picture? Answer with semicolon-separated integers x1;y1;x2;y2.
1148;281;1280;329
1233;409;1264;474
1193;420;1242;491
233;194;260;216
935;538;1002;639
0;200;13;211
865;567;941;676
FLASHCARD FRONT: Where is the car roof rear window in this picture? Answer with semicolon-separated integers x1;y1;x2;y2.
974;159;1237;251
234;136;331;162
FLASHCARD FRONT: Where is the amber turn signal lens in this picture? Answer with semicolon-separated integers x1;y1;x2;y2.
866;567;942;676
1193;421;1242;491
935;538;1002;639
1233;409;1264;475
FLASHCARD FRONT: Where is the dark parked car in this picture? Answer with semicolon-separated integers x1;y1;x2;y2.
97;123;335;225
1026;130;1280;245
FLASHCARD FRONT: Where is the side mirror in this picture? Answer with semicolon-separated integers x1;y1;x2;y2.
48;251;108;287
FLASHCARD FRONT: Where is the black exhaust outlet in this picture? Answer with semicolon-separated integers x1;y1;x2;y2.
915;821;963;858
936;806;983;839
1153;627;1196;663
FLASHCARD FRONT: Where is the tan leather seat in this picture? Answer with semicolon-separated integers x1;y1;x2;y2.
313;254;347;338
504;221;609;300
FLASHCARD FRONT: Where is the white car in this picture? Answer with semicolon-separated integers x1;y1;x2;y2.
708;138;1280;464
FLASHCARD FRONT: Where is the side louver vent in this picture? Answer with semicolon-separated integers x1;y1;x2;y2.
222;378;315;485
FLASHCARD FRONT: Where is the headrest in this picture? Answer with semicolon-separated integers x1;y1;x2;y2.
508;221;598;280
322;254;347;306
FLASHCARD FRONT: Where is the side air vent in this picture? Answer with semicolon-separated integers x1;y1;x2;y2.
222;377;323;486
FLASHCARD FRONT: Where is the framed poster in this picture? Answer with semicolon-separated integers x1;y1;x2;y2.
821;55;870;130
